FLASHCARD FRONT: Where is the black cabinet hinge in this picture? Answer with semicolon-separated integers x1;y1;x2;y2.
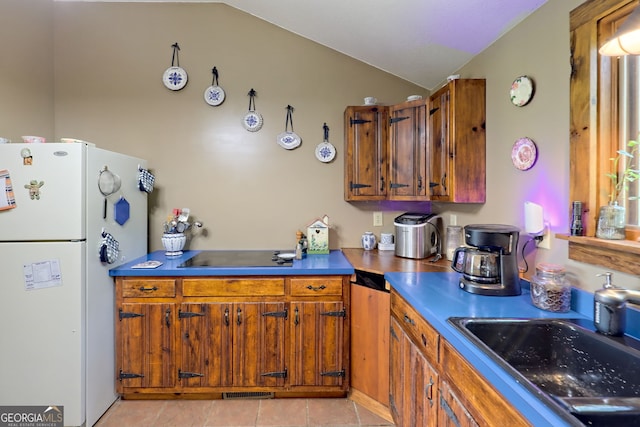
350;118;372;126
390;182;410;189
178;370;204;379
119;370;144;381
179;310;205;319
261;368;287;378
320;369;345;377
390;116;410;124
350;181;372;189
263;308;288;319
119;309;144;320
321;308;346;318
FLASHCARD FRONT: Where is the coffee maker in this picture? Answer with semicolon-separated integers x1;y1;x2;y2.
451;224;521;296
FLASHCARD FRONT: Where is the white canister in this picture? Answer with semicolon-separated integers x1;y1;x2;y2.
380;233;394;244
361;232;377;250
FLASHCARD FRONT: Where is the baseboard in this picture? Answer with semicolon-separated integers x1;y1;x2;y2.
348;388;394;423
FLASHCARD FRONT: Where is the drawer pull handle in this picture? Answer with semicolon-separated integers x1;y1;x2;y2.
139;286;158;292
421;333;427;346
307;284;326;291
165;308;171;327
403;314;415;326
236;307;242;326
426;377;435;404
224;308;229;326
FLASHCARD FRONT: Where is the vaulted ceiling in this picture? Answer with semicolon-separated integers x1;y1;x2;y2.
64;0;549;89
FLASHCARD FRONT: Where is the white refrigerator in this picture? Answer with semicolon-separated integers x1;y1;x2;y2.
0;142;148;427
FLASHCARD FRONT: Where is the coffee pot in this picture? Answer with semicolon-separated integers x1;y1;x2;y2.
451;224;521;296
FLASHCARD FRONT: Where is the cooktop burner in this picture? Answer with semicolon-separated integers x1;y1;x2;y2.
178;250;293;268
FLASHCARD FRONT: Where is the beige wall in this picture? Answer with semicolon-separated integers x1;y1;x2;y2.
0;0;54;139
51;1;428;252
2;0;637;291
443;0;639;291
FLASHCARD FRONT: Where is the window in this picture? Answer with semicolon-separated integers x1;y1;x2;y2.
568;0;640;276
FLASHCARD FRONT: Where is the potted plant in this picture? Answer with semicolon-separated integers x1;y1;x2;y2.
596;138;640;239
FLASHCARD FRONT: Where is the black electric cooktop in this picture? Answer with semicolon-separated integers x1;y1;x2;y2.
178;250;293;268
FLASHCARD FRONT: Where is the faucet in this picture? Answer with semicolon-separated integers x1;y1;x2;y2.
594;272;640;336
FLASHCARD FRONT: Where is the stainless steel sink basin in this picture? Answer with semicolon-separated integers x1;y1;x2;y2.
448;317;640;426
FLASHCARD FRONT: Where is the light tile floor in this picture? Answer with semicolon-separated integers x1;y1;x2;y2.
95;398;395;427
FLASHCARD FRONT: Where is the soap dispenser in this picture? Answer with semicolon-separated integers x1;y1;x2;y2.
593;272;640;336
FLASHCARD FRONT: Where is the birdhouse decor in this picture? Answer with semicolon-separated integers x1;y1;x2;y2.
306;215;330;254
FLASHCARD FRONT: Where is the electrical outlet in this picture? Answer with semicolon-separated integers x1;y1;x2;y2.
373;211;383;227
536;227;552;250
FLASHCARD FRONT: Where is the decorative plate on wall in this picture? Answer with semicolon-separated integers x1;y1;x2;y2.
511;137;538;170
510;76;534;107
163;43;188;91
204;67;225;106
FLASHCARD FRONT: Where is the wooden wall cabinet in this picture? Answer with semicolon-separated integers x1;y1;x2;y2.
389;290;530;427
344;79;485;203
428;79;486;203
115;275;350;397
388;99;428;200
344;106;389;201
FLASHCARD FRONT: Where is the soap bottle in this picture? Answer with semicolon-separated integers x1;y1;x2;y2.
594;272;624;335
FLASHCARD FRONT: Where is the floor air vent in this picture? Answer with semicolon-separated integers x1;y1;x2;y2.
222;392;274;400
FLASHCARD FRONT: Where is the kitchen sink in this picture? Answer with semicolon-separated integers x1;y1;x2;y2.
448;317;640;426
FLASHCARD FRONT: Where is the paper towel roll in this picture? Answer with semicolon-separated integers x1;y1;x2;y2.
524;201;544;234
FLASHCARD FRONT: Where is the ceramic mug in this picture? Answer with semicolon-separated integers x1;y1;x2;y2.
0;137;9;144
380;233;394;245
361;232;377;250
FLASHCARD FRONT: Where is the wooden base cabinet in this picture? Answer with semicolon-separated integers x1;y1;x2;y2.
389;317;438;427
115;275;349;397
389;290;531;427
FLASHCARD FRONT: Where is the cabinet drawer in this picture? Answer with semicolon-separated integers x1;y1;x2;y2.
289;277;343;296
391;291;439;365
121;279;176;298
183;278;285;297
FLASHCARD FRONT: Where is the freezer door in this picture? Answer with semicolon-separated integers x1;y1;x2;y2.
0;143;86;241
0;241;86;426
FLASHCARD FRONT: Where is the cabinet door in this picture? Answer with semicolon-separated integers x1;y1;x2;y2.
438;380;479;427
291;301;345;387
179;302;287;388
428;79;486;203
344;106;389;201
428;89;450;199
233;302;287;387
117;303;176;390
413;344;439;427
389;101;427;200
390;316;439;427
178;303;232;387
389;317;405;425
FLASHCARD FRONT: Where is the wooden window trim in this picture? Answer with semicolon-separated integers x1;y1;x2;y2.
569;0;640;276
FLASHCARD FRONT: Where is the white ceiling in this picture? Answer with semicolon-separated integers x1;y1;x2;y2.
61;0;549;90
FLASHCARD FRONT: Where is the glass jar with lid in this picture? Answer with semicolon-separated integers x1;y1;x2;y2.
530;263;571;312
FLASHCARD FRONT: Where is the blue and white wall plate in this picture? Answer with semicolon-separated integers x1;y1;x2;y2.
163;66;188;91
277;131;301;150
204;85;225;106
243;111;263;132
315;142;336;163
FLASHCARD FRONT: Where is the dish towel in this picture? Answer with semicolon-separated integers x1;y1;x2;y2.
138;167;155;193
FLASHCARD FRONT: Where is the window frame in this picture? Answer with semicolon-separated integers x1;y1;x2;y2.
568;0;640;276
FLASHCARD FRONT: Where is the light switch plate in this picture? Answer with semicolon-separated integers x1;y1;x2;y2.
373;212;383;227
